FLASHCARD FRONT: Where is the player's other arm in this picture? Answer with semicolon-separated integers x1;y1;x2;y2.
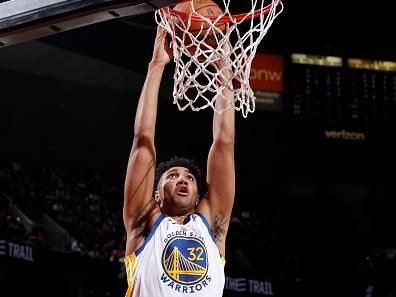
123;27;172;255
197;55;235;256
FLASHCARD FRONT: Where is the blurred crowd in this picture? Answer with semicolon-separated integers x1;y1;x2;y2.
1;161;395;296
0;161;125;261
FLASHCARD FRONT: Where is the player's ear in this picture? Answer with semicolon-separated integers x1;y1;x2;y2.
154;191;161;205
195;196;200;206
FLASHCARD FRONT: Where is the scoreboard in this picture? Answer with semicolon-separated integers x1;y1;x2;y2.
290;54;344;120
288;53;396;123
347;58;396;122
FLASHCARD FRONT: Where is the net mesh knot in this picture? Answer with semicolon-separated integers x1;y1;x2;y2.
155;0;283;117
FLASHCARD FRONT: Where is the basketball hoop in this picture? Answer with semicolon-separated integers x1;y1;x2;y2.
155;0;283;117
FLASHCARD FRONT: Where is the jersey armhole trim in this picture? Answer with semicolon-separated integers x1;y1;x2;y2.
220;255;226;266
135;213;165;256
195;211;214;239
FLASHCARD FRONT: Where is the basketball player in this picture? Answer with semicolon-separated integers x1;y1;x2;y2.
123;25;235;297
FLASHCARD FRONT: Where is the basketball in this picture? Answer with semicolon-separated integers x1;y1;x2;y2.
173;0;225;52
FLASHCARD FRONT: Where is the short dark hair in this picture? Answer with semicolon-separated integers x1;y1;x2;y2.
154;156;203;195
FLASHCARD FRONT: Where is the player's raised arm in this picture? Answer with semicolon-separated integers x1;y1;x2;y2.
123;26;172;255
197;47;236;256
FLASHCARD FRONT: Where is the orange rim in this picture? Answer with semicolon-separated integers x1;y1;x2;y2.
161;0;281;23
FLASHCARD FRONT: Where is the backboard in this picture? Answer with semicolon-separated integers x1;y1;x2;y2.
0;0;179;47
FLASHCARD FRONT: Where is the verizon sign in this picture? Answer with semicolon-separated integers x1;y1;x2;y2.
321;128;367;143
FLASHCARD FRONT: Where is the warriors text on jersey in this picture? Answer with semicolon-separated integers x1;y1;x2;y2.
124;212;225;297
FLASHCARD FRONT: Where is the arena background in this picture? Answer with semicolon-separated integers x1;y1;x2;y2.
1;0;396;296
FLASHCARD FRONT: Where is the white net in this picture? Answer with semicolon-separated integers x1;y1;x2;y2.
155;0;283;117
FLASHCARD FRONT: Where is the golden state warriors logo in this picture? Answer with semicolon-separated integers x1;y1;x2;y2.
162;236;208;285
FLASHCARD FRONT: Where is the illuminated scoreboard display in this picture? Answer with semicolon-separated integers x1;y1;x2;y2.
290;53;344;120
289;53;396;122
347;58;396;122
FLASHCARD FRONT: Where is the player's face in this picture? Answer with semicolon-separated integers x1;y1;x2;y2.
157;166;199;215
